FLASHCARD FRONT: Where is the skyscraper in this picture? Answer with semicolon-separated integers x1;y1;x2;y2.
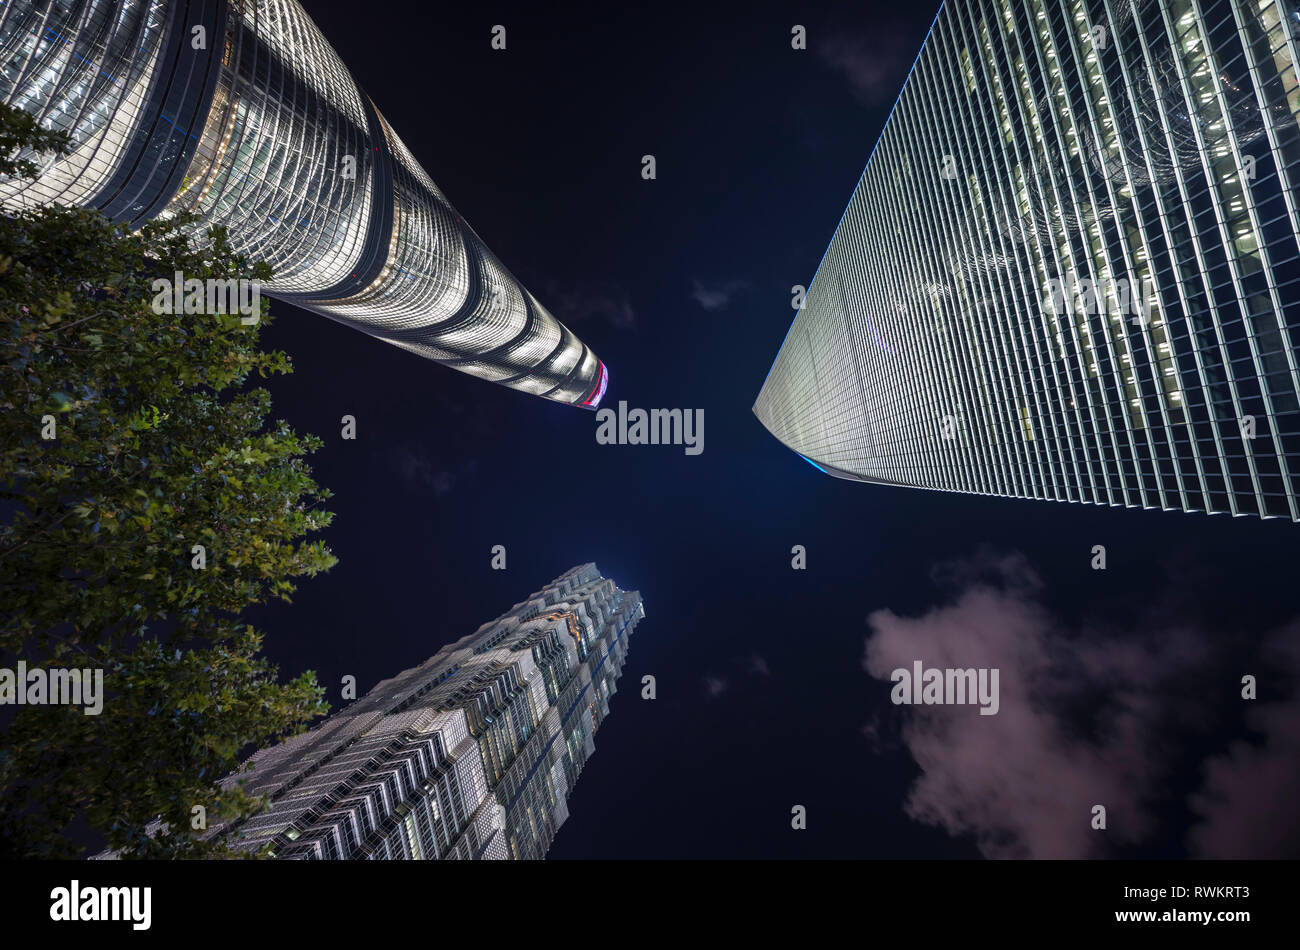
206;565;643;859
0;0;608;408
756;0;1300;519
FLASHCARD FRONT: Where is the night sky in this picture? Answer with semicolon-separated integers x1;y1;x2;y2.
242;0;1300;859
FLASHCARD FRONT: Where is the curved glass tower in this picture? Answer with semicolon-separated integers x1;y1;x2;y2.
0;0;608;408
757;0;1300;519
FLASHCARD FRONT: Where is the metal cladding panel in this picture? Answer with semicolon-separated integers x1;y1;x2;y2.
0;0;606;408
756;0;1300;520
549;755;570;805
527;671;550;720
478;825;510;861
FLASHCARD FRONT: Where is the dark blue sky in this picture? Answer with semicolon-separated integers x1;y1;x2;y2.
242;0;1300;859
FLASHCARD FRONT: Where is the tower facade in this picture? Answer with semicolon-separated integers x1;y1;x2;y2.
0;0;607;408
208;565;643;859
756;0;1300;519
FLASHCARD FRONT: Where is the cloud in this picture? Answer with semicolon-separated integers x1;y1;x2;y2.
702;658;768;704
1187;627;1300;859
391;445;456;496
545;280;636;330
862;551;1300;859
690;279;749;312
818;30;912;106
860;715;903;756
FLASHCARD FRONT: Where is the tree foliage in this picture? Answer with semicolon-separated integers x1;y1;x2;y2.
0;105;335;857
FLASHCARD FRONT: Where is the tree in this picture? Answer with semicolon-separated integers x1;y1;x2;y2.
0;102;335;857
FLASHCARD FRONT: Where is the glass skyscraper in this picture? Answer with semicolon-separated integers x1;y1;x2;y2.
204;565;643;860
756;0;1300;519
0;0;608;408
